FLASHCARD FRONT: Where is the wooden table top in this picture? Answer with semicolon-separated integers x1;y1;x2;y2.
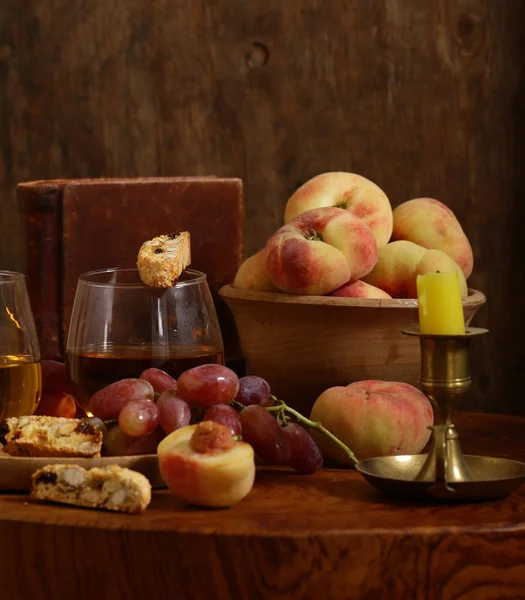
2;411;525;600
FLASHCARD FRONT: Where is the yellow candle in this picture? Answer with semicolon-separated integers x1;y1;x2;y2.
416;271;465;335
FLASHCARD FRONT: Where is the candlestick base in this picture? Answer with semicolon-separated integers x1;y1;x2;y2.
413;424;473;484
355;454;525;502
355;326;525;502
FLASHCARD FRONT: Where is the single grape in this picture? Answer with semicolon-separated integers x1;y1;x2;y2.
177;364;239;407
239;405;290;464
139;368;178;394
89;378;154;420
282;422;323;474
204;404;242;436
80;416;107;437
104;424;164;456
157;389;192;434
234;375;271;406
119;398;160;437
41;360;67;394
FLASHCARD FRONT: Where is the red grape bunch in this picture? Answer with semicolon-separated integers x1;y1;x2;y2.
87;363;324;474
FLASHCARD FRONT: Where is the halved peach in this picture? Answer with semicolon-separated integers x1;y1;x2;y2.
157;422;255;508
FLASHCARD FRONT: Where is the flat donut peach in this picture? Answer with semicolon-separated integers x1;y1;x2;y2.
392;198;473;278
266;206;378;295
284;172;393;248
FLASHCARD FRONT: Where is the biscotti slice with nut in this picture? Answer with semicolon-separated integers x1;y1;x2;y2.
31;465;151;514
137;231;191;287
0;416;103;458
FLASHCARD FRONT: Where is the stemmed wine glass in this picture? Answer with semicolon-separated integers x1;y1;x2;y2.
65;268;224;414
0;271;42;418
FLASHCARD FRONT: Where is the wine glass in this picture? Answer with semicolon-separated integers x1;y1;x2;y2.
0;271;42;418
65;268;224;413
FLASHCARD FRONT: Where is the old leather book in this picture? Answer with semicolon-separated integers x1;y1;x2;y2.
18;177;244;360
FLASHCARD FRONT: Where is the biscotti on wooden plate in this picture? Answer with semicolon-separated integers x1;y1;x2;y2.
0;416;103;458
31;464;151;514
137;232;191;287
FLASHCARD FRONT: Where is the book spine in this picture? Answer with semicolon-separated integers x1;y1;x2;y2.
17;182;65;360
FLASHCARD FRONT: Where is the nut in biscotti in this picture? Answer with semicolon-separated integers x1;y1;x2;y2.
137;232;191;288
31;464;152;514
1;416;103;458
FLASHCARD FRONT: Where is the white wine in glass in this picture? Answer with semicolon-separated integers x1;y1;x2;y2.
0;271;42;419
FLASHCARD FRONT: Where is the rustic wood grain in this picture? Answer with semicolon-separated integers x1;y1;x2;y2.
1;412;525;600
1;1;524;413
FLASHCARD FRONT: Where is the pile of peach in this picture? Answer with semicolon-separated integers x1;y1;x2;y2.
234;172;473;299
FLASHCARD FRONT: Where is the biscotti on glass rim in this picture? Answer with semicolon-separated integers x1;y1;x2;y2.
137;232;191;287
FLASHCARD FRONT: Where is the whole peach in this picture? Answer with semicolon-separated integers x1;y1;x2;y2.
233;249;279;293
408;249;468;298
392;198;473;278
364;242;468;299
284;172;393;247
310;380;433;465
363;241;426;298
329;280;392;299
266;206;378;295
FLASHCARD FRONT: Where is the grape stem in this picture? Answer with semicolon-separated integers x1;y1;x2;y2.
266;395;357;464
230;400;247;412
230;396;357;464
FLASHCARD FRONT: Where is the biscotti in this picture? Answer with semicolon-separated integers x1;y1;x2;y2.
0;416;103;458
137;232;191;287
31;464;151;513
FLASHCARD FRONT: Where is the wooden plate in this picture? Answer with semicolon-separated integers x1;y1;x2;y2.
0;453;165;492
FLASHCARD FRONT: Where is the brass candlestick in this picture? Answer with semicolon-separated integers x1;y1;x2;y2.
355;327;525;502
402;327;484;495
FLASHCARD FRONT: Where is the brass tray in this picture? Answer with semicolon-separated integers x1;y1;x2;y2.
356;454;525;502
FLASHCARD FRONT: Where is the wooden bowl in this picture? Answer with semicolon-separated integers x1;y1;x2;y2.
219;285;486;415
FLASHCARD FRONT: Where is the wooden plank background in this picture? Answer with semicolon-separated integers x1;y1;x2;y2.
0;0;524;414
